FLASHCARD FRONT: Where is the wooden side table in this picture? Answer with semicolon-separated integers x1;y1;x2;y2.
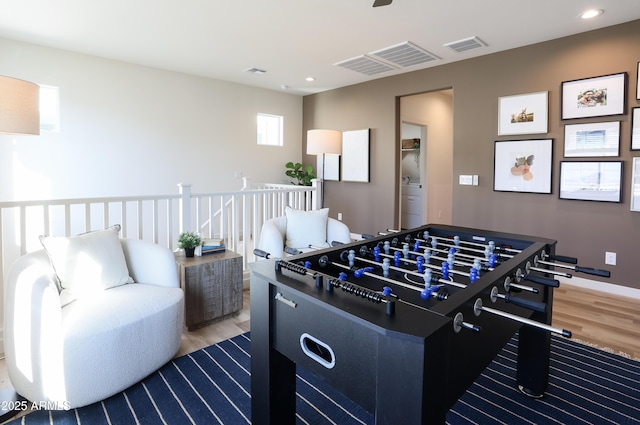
175;250;243;331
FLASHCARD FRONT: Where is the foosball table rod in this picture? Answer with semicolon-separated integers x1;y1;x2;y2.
473;298;571;338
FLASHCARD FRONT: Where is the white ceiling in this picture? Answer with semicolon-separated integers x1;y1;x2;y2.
1;0;640;96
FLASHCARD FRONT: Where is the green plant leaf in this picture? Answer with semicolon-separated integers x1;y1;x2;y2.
284;161;315;185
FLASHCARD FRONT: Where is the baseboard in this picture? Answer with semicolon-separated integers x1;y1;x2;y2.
559;276;640;300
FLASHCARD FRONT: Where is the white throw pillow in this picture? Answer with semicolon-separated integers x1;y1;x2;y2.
40;225;134;304
285;207;329;249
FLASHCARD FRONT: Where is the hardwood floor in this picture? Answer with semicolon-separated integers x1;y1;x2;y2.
176;290;251;358
0;284;638;423
552;284;640;360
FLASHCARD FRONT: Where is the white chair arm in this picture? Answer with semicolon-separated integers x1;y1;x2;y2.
327;218;351;245
120;239;179;288
4;250;63;391
258;218;286;258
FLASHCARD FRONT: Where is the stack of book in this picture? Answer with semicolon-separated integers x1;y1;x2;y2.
199;238;225;255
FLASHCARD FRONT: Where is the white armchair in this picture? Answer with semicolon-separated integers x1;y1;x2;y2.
4;228;184;409
258;207;351;258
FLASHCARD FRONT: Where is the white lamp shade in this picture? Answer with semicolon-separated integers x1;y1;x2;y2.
307;129;342;155
0;76;40;135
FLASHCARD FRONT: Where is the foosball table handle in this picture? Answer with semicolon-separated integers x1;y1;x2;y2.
575;266;611;278
549;254;578;264
503;294;547;313
253;249;270;259
524;274;560;288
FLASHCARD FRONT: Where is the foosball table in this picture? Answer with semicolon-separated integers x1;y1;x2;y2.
249;224;610;424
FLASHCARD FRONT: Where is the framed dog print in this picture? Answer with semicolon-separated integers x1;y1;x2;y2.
498;91;548;135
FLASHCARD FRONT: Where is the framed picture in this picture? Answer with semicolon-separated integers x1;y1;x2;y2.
637;62;640;100
559;161;622;202
341;129;370;182
494;138;553;194
561;72;627;119
498;91;548;135
564;121;620;157
317;155;340;181
632;107;640;151
632;157;640;211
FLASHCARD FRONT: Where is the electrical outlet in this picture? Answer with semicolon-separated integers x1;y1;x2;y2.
337;212;343;221
605;251;616;266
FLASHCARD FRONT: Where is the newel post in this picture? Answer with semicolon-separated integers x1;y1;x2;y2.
178;183;192;232
310;178;321;211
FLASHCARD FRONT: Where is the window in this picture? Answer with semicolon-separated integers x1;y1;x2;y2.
40;85;60;132
257;113;283;146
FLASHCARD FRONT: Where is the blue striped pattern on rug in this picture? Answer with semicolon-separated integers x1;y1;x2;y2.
450;335;640;424
8;332;640;425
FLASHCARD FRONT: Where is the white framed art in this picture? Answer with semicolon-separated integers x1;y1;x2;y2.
561;73;627;120
563;121;620;157
498;91;548;135
493;138;553;194
341;129;370;182
637;61;640;100
317;155;340;181
632;107;640;151
632;157;640;211
559;161;622;203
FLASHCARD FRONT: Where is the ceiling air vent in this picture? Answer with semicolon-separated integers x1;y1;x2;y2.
334;55;398;76
443;36;487;53
245;67;267;75
370;41;440;67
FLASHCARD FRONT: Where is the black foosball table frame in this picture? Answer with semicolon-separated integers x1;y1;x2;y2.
249;224;572;425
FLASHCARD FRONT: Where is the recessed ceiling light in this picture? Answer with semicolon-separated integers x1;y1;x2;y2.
580;9;604;19
306;77;316;82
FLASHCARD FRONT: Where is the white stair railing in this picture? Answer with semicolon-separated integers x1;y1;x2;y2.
0;180;319;286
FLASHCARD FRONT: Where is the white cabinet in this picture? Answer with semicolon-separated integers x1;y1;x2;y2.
400;128;423;229
401;184;422;229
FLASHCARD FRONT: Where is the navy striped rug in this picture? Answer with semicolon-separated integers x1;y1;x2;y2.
8;332;640;424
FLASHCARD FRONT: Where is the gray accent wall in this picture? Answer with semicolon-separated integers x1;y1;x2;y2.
303;20;640;290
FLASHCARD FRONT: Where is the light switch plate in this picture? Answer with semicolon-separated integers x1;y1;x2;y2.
459;175;473;185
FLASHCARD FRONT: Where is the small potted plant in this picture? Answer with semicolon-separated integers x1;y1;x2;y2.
285;161;316;186
178;231;202;257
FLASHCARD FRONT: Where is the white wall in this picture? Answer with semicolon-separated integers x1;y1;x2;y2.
0;38;303;201
0;37;304;355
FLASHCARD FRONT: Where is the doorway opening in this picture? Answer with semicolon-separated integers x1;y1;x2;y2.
398;89;453;229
